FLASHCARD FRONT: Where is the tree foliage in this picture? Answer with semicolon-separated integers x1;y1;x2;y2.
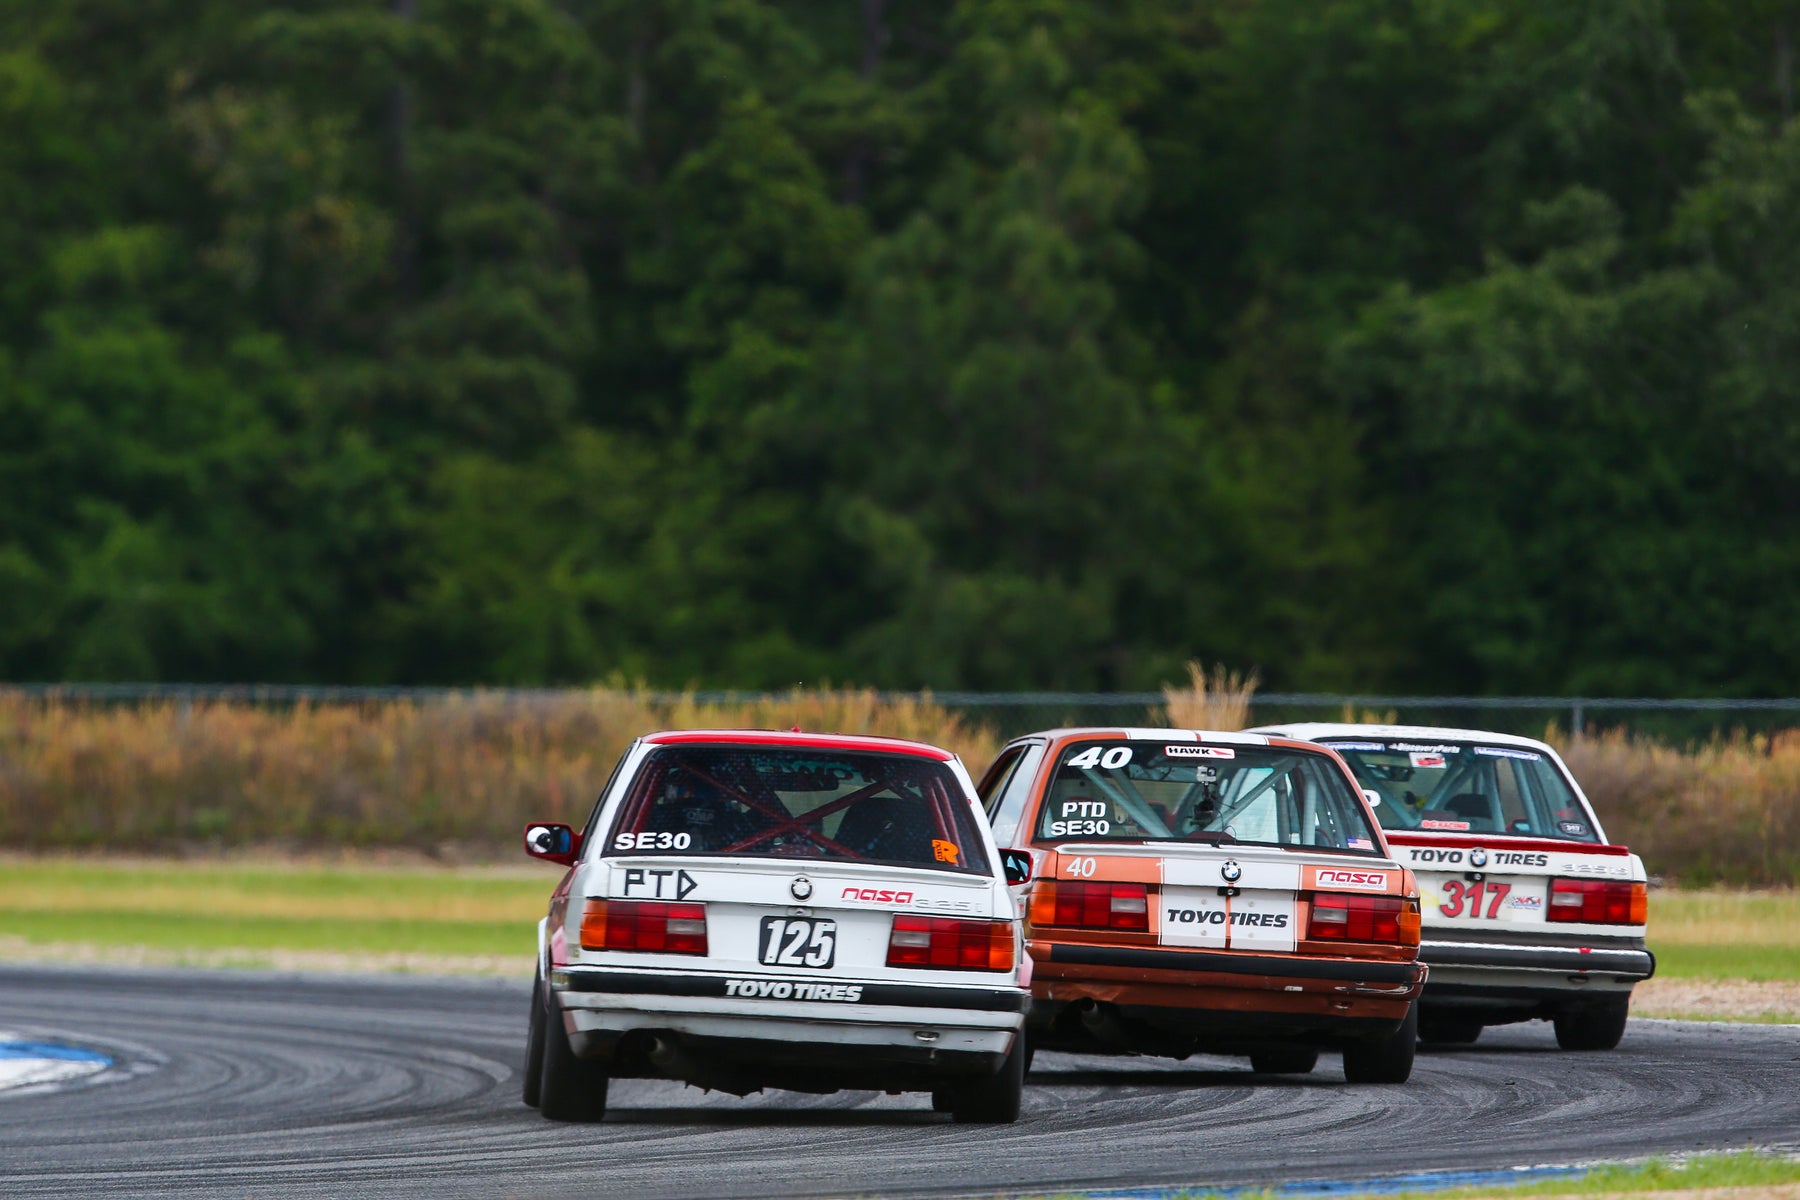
2;0;1796;694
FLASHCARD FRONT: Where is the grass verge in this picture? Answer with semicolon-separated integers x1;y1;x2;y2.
2;861;1796;1006
0;855;549;972
1347;1151;1800;1200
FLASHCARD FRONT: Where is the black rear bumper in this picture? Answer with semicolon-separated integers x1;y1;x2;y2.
1420;942;1655;979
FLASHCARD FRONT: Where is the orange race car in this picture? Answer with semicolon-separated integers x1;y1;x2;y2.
976;727;1427;1082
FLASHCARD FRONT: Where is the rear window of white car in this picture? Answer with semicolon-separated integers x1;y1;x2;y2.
1322;740;1601;841
1033;740;1383;855
606;745;992;875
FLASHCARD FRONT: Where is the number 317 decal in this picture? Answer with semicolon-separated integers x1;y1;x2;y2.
1438;879;1512;919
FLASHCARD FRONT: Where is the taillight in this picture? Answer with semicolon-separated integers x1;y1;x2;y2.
886;915;1015;971
580;899;708;954
1547;878;1647;925
1028;881;1150;932
1308;893;1414;944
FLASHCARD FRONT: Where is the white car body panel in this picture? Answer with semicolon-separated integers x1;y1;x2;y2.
1249;722;1653;1005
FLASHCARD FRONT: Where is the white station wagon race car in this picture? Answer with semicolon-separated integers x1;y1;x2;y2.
521;730;1031;1123
1249;723;1653;1050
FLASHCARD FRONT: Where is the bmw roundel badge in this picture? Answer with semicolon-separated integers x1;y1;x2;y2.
790;876;814;901
1220;860;1242;883
1468;847;1488;868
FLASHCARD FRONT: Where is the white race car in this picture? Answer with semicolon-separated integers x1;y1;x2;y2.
521;730;1031;1122
1248;723;1653;1050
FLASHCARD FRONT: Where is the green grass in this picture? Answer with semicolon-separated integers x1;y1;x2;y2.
0;855;551;961
1049;1151;1800;1200
1373;1151;1800;1199
4;859;1797;988
1651;944;1800;981
1649;888;1800;981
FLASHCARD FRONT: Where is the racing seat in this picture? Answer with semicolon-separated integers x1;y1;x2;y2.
1443;792;1502;832
833;794;934;865
641;784;762;851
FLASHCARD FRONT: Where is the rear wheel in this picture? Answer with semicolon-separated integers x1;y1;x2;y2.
521;976;546;1107
1554;995;1629;1051
1418;1016;1482;1046
1249;1048;1319;1075
935;1034;1024;1124
1343;1001;1418;1084
537;996;609;1122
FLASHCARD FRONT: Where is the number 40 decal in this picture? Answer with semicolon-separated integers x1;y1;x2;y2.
1067;746;1132;770
1439;879;1511;919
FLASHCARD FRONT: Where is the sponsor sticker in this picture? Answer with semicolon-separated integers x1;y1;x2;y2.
1558;820;1591;837
619;867;699;900
931;839;960;864
1390;743;1462;754
841;886;914;904
1325;741;1386;752
1164;745;1236;759
1419;818;1471;831
1409;752;1447;769
1474;746;1543;761
1509;894;1543;911
1313;867;1391;891
723;979;864;1003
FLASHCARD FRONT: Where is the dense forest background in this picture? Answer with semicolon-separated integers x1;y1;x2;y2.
2;0;1797;695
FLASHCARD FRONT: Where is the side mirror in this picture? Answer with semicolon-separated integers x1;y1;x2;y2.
999;848;1034;887
523;822;579;865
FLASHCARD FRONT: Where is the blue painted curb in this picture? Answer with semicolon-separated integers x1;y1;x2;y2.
0;1040;113;1066
1072;1164;1588;1199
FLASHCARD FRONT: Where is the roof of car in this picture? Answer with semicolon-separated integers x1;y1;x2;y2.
1010;727;1339;750
639;729;957;761
1245;722;1558;755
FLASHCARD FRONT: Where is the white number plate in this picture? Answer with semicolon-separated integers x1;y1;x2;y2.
757;917;837;968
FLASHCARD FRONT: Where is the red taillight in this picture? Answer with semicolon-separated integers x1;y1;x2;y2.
1547;878;1647;925
1028;881;1150;932
580;899;708;954
886;915;1015;971
1308;893;1413;943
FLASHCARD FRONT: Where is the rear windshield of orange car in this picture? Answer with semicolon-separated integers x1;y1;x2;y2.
606;745;993;875
1320;740;1601;842
1033;740;1383;855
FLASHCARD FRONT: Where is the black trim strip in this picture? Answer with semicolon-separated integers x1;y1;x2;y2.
1044;944;1422;984
1421;943;1655;977
557;968;1029;1012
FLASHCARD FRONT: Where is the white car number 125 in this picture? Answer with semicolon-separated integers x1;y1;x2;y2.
758;917;837;968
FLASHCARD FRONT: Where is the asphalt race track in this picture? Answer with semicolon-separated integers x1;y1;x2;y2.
3;965;1797;1200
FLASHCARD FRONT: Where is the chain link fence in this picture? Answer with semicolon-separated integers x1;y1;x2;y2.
5;684;1799;742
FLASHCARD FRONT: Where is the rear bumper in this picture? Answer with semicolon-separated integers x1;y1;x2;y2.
550;966;1025;1084
1418;940;1654;1007
1026;941;1425;1054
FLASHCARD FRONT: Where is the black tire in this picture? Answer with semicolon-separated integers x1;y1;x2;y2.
1554;995;1629;1051
1418;1017;1482;1046
522;976;546;1108
935;1033;1025;1124
1250;1047;1319;1075
537;996;609;1122
1343;1001;1418;1084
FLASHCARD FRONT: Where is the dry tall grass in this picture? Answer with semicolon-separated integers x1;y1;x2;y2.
1557;728;1800;886
2;687;1797;883
1162;662;1260;731
0;690;1000;857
